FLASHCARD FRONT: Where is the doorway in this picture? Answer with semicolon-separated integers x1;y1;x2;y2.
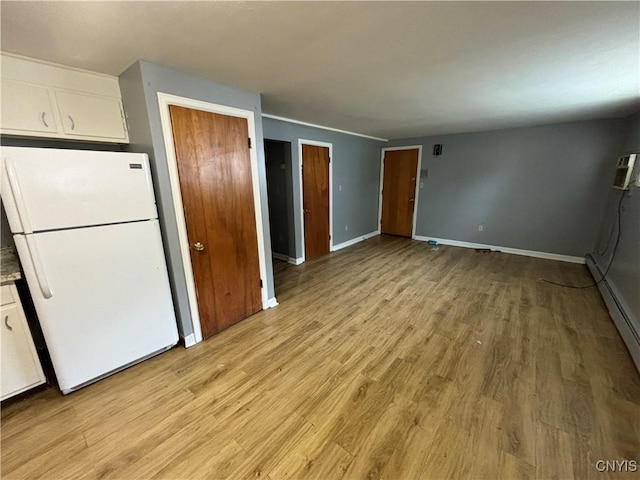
264;139;295;290
169;105;262;339
264;140;294;262
379;147;422;237
158;94;269;343
299;140;333;261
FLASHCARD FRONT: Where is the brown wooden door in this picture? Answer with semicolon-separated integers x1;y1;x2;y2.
302;144;330;260
169;105;262;339
380;149;419;237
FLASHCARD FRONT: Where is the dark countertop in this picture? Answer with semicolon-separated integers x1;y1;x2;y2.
1;246;22;284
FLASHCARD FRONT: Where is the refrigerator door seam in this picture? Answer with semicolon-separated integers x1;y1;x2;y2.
4;158;32;233
30;218;155;234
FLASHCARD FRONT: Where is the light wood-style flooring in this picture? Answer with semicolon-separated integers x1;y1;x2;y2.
2;236;639;479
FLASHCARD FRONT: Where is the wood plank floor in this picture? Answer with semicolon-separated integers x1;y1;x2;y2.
2;236;639;479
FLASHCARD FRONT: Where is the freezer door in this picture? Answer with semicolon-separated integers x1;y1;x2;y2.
15;220;178;392
1;147;157;233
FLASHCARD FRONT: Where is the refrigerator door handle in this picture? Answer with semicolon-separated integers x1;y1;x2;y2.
5;158;33;234
25;236;53;299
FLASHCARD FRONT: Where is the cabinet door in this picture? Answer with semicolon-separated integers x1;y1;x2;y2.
0;80;58;134
55;90;128;141
1;302;46;400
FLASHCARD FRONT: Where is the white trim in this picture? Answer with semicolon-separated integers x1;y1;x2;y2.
183;333;196;348
272;252;289;262
1;51;119;79
378;146;423;238
298;139;334;262
157;92;270;346
332;231;379;252
262;113;387;142
266;297;279;308
272;252;302;265
413;236;586;264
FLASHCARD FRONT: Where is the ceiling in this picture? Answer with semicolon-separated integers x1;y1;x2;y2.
1;1;638;139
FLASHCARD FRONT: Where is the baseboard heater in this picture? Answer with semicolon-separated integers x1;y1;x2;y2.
586;254;640;373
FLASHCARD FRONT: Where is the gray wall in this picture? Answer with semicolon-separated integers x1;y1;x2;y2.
119;60;274;340
591;113;640;327
264;140;294;258
263;118;384;258
388;118;630;257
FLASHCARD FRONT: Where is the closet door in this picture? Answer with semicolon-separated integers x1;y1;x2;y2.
169;105;262;338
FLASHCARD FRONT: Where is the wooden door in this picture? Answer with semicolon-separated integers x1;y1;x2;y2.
302;144;330;260
380;149;419;237
169;105;262;339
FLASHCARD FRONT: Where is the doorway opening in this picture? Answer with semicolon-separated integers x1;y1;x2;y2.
264;139;295;292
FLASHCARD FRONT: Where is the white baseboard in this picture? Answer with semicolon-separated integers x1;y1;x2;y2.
332;230;379;252
183;333;197;348
272;252;289;262
273;252;303;265
413;236;585;264
266;297;279;308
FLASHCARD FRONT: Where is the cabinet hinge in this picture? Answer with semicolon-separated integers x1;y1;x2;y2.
248;138;252;149
260;279;263;288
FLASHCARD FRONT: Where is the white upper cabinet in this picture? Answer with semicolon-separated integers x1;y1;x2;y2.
56;91;127;140
0;53;129;143
1;80;58;134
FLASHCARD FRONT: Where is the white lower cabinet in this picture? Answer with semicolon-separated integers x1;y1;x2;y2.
1;284;46;401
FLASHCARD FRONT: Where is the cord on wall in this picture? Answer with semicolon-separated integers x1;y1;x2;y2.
539;190;626;289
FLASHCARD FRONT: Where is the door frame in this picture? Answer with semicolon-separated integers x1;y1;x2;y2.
378;145;423;239
297;139;333;263
157;92;269;346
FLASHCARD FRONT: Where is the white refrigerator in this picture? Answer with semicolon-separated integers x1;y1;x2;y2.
1;147;179;394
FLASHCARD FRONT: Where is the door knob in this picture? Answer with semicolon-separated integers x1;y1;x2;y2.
409;198;415;203
193;242;205;251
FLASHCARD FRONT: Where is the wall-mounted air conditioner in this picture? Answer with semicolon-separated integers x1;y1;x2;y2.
613;154;637;190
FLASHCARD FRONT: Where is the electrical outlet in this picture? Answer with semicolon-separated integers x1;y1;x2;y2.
478;224;484;232
339;185;342;191
345;225;349;231
420;182;424;188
